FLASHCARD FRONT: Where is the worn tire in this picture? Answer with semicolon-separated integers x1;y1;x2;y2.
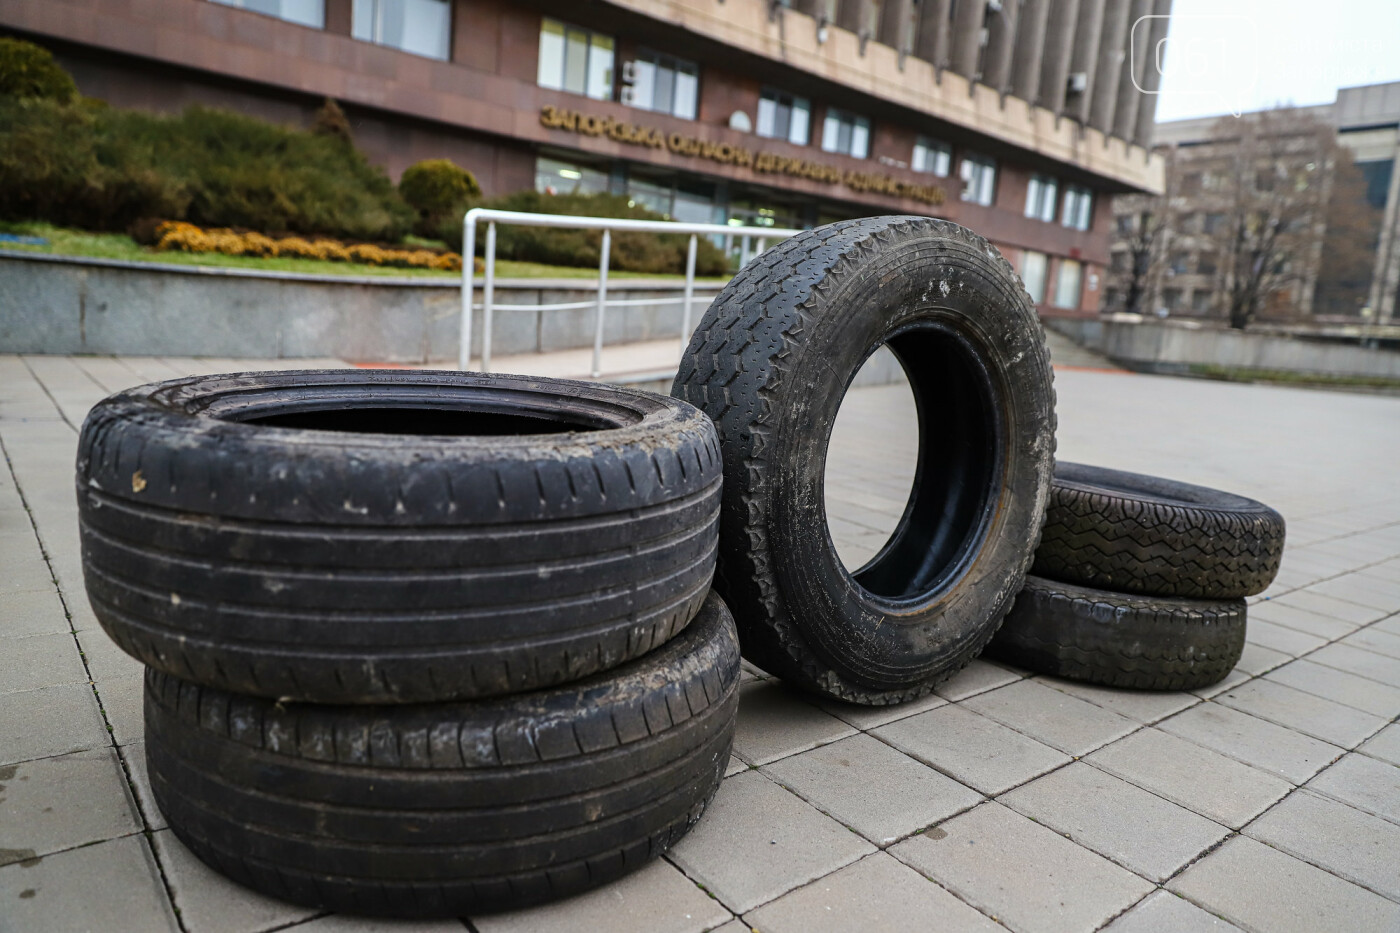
78;370;720;703
987;575;1246;690
673;216;1056;704
1034;462;1285;598
145;591;740;918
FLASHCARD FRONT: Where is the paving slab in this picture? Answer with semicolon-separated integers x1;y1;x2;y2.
814;690;947;731
118;740;166;831
1307;642;1400;684
1000;762;1230;882
1311;575;1400;613
1264;657;1400;717
1101;890;1244;933
743;852;1001;933
932;658;1022;701
0;631;88;695
1357;722;1400;766
96;676;146;747
76;626;145;684
1211;677;1387;748
1169;835;1400;933
1157;702;1343;784
0;586;73;639
0;748;141;867
0;682;110;766
666;770;876;914
763;733;982;845
1087;728;1291;829
1272;590;1386;626
151;829;320;933
961;679;1138;756
0;834;179;933
1245;618;1329;656
283;916;465;931
1032;676;1200;724
872;704;1069;796
1307;753;1400;824
729;680;857;766
1233;641;1291;676
1342;625;1400;660
891;802;1153;933
1244;790;1400;901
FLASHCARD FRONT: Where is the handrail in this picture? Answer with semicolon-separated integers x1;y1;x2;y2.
460;207;804;376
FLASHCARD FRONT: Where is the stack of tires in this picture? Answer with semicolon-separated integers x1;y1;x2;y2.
988;462;1286;689
76;371;739;917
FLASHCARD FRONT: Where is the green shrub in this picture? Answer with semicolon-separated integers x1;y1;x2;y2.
399;159;480;237
440;190;729;276
0;38;78;103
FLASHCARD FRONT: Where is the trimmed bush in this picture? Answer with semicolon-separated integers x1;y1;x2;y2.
440;190;730;276
0;38;78;103
399;159;480;237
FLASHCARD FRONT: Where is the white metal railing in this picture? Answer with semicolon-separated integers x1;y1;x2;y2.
460;208;804;376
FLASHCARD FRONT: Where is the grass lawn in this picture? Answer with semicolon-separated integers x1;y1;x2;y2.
0;221;733;283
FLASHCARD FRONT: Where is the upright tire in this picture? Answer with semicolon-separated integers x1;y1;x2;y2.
78;370;720;703
1034;462;1285;598
988;575;1246;690
146;591;741;918
673;216;1056;704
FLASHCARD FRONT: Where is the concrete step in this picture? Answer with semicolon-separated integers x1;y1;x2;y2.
1043;327;1123;371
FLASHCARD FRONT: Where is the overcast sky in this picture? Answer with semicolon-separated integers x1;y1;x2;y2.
1150;0;1400;122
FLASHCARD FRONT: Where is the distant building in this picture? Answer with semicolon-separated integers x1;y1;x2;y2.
2;0;1171;313
1108;81;1400;323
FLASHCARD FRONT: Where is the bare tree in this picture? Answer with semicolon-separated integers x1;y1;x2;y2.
1110;183;1172;315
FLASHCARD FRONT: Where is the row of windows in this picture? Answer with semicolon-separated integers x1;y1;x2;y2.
1025;175;1093;231
1019;251;1084;309
213;0;452;58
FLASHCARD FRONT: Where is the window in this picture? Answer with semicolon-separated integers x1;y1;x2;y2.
1109;251;1128;273
537;18;615;100
1197;252;1218;276
820;109;870;159
912;137;951;176
1020;251;1048;304
1190;290;1211;313
352;0;449;59
1161;287;1182;312
535;157;609;196
1025;174;1058;222
1053;259;1082;309
1168;252;1190;275
1203;212;1226;236
210;0;323;27
960;154;996;206
626;52;698;120
1179;172;1202;196
1062;185;1092;230
756;89;810;146
1115;214;1134;235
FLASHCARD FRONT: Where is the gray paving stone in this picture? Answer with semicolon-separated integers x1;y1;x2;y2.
96;676;145;747
891;803;1152;933
872;704;1069;796
1245;618;1328;656
0;748;141;866
0;683;109;766
1358;722;1400;766
118;741;166;831
1250;603;1356;642
962;679;1138;756
667;770;875;913
151;829;320;933
1033;676;1200;724
1312;575;1400;612
1087;729;1291;829
1301;641;1400;686
1169;835;1400;933
814;690;947;731
706;923;748;933
0;556;53;597
724;753;749;777
1001;762;1229;882
1212;678;1386;748
1342;625;1400;660
1233;641;1291;676
473;857;729;933
1157;702;1343;784
0;834;179;932
285;916;465;931
1265;658;1400;717
0;631;88;695
933;658;1021;701
763;734;981;845
1101;890;1244;933
1274;590;1385;625
1190;668;1251;699
743;852;1001;933
1245;790;1400;901
76;627;144;684
0;586;71;639
730;681;857;766
1307;753;1400;824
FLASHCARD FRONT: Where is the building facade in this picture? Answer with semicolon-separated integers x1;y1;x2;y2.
3;0;1169;314
1108;81;1400;324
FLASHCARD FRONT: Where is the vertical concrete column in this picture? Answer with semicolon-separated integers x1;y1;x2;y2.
1011;0;1050;103
1089;0;1131;133
1133;0;1171;146
1113;0;1154;140
837;0;864;35
1369;130;1400;321
1038;0;1081;114
982;0;1021;93
325;0;353;35
1067;0;1107;124
879;0;915;51
949;0;986;79
915;0;953;68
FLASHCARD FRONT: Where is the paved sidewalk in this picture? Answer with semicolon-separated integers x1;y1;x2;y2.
3;353;1400;933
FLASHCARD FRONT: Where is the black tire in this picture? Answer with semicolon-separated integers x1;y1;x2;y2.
672;216;1056;704
146;591;740;918
987;574;1246;690
1033;462;1285;599
78;370;720;704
